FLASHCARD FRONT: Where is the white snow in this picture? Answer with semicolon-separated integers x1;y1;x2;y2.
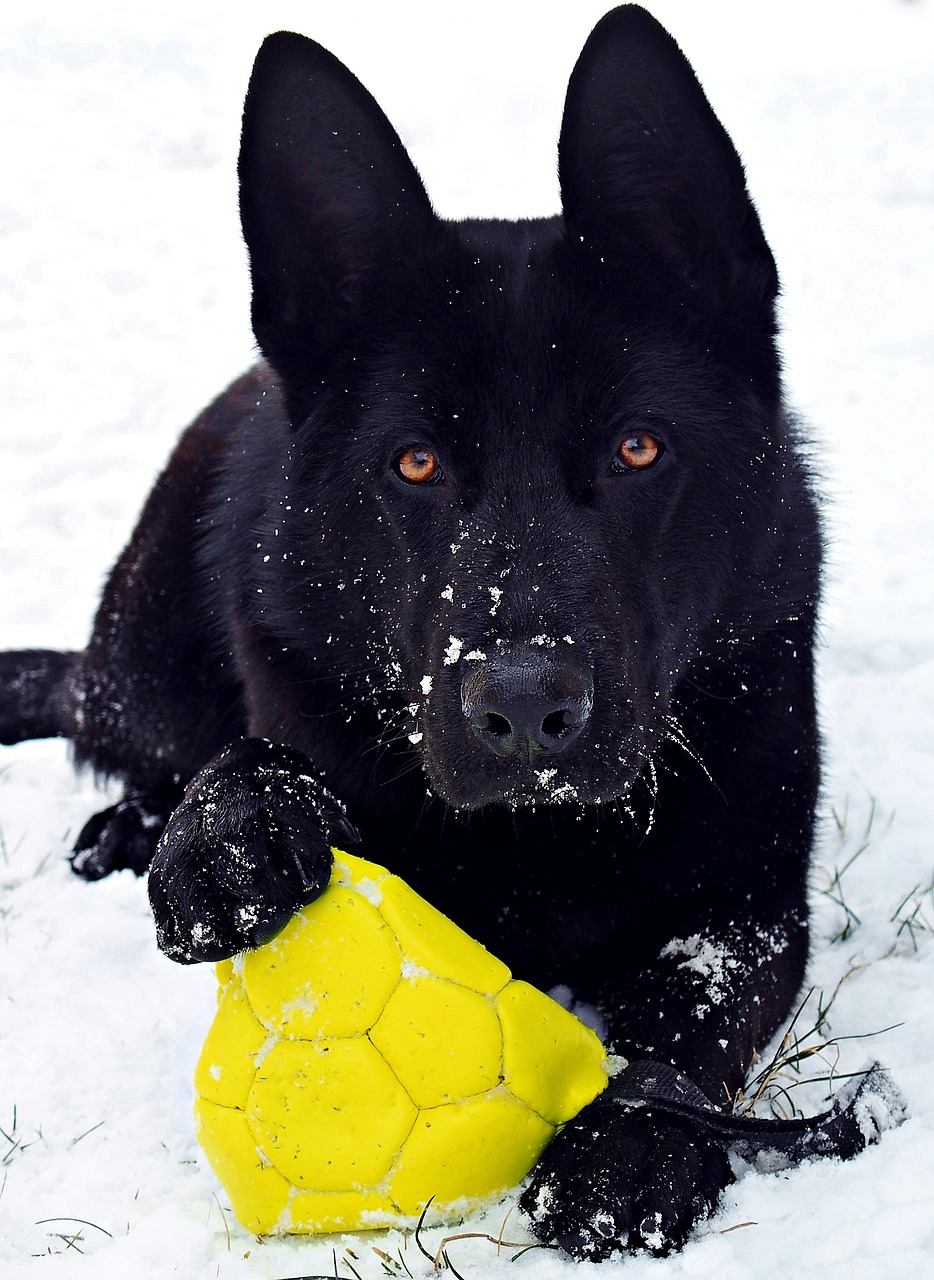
443;636;465;665
661;935;741;1005
2;2;934;1277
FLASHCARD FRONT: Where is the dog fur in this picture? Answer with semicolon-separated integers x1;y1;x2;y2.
0;6;823;1258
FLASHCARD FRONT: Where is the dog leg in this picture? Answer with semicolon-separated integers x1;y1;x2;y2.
147;738;358;963
70;790;182;879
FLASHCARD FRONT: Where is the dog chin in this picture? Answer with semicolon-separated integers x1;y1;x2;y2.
423;755;641;812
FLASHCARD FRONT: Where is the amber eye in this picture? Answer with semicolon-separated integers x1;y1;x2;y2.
616;431;662;472
395;446;442;485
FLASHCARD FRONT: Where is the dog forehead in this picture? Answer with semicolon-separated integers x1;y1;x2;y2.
368;238;642;441
413;223;713;412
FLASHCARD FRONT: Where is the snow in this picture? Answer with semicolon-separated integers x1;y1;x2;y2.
1;0;933;1276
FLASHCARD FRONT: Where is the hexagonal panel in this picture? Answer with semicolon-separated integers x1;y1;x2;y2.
195;975;269;1109
241;887;403;1039
247;1037;417;1191
195;1096;292;1235
286;1185;398;1235
496;980;608;1124
332;849;391;896
388;1090;554;1215
370;975;503;1107
377;875;511;995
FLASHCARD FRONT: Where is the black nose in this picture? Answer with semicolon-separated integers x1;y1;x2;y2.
461;656;593;760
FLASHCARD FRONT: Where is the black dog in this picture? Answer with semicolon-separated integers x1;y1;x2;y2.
1;4;880;1259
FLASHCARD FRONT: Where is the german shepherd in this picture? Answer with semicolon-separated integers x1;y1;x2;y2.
3;4;867;1259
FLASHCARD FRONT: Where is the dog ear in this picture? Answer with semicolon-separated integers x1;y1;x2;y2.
558;5;777;317
239;32;438;408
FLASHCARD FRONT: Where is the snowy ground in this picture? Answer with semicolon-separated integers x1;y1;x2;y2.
1;1;933;1276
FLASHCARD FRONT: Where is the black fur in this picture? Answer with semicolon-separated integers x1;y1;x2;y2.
2;6;827;1258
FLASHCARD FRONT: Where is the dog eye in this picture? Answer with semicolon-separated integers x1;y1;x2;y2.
395;446;442;485
615;432;663;473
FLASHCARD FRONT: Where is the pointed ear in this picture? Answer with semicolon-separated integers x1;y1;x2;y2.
559;6;777;316
239;32;439;407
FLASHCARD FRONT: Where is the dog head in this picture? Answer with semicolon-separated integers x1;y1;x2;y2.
236;7;813;810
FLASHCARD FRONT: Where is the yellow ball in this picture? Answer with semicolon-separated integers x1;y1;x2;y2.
194;851;609;1235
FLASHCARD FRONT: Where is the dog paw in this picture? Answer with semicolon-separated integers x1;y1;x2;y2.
71;795;171;879
521;1099;734;1260
147;738;358;964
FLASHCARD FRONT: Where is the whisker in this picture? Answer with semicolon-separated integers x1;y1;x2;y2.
662;714;722;798
643;756;659;838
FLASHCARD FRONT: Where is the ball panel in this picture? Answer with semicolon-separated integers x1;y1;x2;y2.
194;1097;291;1234
247;1037;418;1192
195;974;268;1109
285;1185;398;1234
241;888;403;1038
387;1090;554;1215
332;849;391;896
370;975;503;1108
496;980;608;1125
377;874;511;995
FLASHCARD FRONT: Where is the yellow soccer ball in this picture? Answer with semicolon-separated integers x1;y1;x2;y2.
194;851;609;1235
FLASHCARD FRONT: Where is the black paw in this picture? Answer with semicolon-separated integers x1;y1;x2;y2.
521;1096;733;1260
147;738;358;964
71;794;173;879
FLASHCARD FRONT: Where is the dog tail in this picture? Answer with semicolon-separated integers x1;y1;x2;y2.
0;649;80;744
